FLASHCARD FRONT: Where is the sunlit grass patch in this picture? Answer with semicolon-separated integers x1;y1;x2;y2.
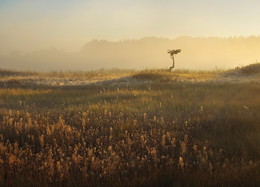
132;69;174;81
0;88;51;96
132;69;223;83
42;69;135;79
174;69;222;81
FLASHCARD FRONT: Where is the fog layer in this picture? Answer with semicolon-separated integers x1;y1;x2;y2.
1;36;259;71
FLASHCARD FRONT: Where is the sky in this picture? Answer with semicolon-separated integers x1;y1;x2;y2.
1;0;260;53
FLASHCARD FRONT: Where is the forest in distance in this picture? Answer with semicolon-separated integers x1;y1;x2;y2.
1;36;260;72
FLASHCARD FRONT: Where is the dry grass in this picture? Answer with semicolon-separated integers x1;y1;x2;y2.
224;63;260;76
0;67;259;186
0;69;38;77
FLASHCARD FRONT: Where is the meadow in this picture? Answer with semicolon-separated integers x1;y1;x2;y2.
0;66;259;186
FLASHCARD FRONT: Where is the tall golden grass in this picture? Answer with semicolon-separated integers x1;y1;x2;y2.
0;69;259;186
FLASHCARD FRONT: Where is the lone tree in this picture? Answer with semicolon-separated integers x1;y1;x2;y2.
167;49;181;71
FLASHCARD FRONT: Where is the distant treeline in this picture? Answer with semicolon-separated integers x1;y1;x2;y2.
1;36;260;71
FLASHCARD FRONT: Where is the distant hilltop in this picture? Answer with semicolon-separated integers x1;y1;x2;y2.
1;36;260;71
79;36;260;70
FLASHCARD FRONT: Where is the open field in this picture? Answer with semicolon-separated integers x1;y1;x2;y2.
0;65;259;186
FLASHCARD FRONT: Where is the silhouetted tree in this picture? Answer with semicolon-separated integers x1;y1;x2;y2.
167;49;181;71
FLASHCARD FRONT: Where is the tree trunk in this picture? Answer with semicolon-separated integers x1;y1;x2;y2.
168;56;175;71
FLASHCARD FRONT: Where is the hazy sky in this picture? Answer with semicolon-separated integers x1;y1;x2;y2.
1;0;260;53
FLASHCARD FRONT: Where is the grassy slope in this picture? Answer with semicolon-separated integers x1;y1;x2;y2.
0;68;259;186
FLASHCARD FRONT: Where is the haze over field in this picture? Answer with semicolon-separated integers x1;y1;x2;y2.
1;36;260;71
1;0;260;71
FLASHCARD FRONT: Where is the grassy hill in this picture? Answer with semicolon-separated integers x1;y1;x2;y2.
225;63;260;76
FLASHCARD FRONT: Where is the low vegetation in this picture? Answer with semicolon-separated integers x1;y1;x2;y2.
0;66;259;186
224;63;260;76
